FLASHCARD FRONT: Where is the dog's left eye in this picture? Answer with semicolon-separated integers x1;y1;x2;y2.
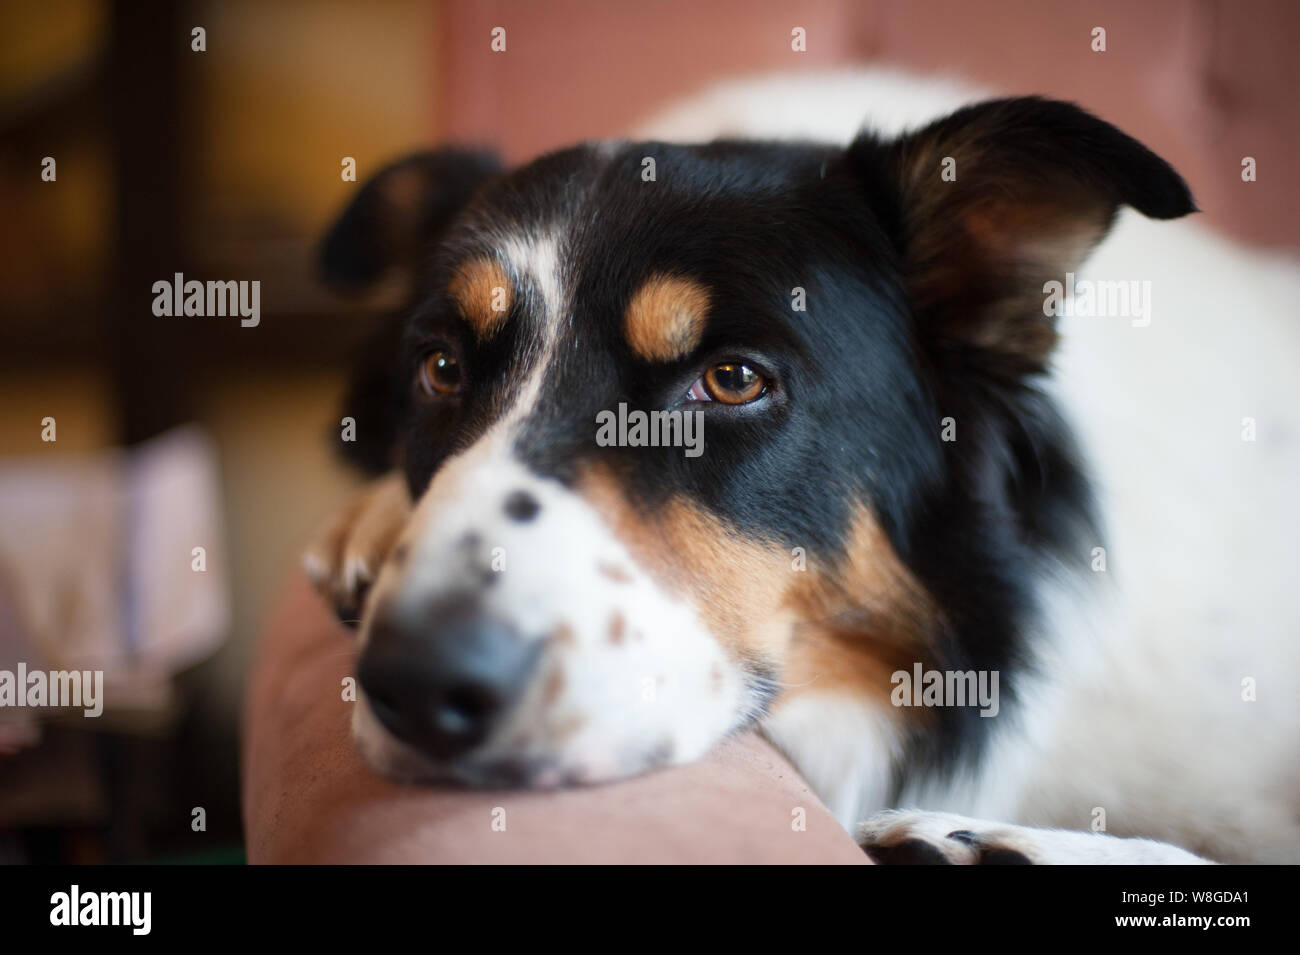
686;362;767;404
419;349;463;396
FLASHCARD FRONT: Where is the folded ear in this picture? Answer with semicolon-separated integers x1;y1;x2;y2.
319;148;501;290
321;149;499;474
334;308;409;475
854;97;1195;378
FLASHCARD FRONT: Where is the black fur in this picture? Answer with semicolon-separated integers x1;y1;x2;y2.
319;98;1194;795
321;148;502;473
319;148;502;289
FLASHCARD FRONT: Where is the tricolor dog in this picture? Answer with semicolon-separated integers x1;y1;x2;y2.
304;72;1300;864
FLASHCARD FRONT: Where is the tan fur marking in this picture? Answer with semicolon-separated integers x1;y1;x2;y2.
580;469;792;666
580;468;940;711
607;612;627;645
540;667;565;707
784;507;943;706
305;472;411;608
623;274;710;362
598;562;633;583
448;257;513;340
552;622;576;647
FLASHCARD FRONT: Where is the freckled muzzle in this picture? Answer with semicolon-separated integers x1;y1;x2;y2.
348;439;754;787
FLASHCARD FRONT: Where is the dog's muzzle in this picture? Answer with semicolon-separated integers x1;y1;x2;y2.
349;433;752;786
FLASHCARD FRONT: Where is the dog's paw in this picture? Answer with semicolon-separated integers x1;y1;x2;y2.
302;473;411;626
856;810;1214;865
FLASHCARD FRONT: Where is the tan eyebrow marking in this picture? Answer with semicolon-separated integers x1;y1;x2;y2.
623;273;711;362
448;257;513;340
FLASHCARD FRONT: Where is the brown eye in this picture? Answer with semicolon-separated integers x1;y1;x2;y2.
701;362;766;404
420;349;462;396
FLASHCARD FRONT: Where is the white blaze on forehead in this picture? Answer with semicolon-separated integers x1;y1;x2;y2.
493;229;568;428
500;231;565;329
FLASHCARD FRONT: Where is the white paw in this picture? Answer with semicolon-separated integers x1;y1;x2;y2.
303;473;411;625
856;810;1214;864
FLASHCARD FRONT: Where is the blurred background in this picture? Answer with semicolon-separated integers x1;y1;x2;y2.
0;0;1295;863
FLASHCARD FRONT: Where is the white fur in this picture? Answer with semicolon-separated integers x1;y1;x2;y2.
634;67;985;142
497;230;568;421
761;692;904;825
642;68;1300;863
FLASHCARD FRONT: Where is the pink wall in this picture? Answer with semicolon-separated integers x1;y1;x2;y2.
433;0;1299;251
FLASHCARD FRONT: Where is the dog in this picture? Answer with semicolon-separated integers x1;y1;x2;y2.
304;70;1300;864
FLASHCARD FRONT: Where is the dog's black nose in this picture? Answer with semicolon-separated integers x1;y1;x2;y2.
358;601;541;759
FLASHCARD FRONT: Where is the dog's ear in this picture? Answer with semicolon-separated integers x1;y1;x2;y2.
335;308;409;475
323;149;501;474
319;148;502;289
853;97;1194;379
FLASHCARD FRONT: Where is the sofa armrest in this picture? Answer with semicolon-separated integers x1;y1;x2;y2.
242;573;867;864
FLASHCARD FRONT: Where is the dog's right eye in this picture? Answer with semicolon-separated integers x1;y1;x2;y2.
686;361;768;405
419;349;463;396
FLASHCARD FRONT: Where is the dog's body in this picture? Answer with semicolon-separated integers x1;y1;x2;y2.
306;70;1300;863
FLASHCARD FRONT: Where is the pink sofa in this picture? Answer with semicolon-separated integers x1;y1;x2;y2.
242;574;869;864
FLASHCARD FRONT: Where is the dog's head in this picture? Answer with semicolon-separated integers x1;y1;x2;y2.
322;98;1192;787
